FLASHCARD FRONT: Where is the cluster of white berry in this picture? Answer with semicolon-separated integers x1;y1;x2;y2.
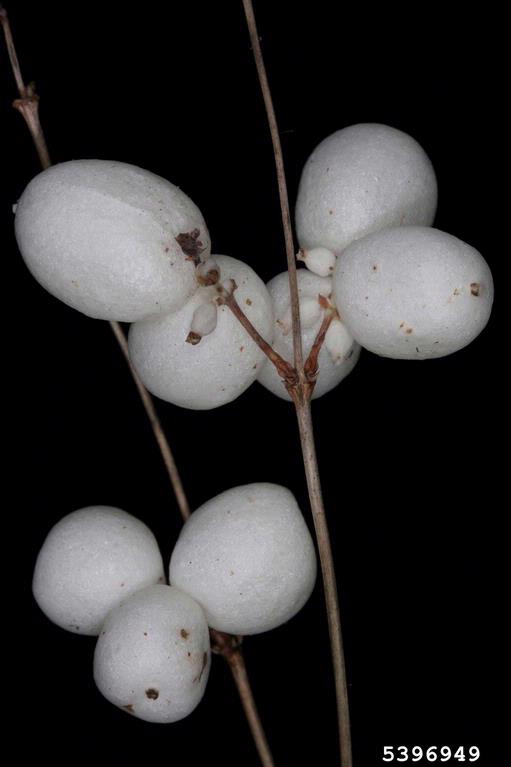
18;121;493;725
33;488;317;722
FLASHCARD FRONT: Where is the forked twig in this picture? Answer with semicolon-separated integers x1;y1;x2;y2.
241;1;353;764
1;7;274;766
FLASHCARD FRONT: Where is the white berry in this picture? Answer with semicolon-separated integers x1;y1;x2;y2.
295;123;437;254
257;270;360;400
169;483;317;635
332;226;493;359
15;160;211;321
94;585;210;723
33;506;165;635
128;255;274;410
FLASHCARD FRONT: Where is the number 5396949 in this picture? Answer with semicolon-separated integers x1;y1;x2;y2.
382;746;480;762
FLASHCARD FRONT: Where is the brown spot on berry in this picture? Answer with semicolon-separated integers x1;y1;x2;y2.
372;264;378;272
180;629;189;640
246;298;253;306
145;688;159;700
239;346;244;352
164;246;169;253
453;288;460;296
176;229;205;265
122;704;135;714
470;282;480;297
186;331;202;345
405;327;413;335
329;209;333;215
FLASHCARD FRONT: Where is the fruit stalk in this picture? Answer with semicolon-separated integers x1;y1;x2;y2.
242;1;353;763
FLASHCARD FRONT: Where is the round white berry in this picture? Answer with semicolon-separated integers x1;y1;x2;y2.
169;483;317;635
128;255;274;410
295;123;437;254
257;270;360;400
33;506;165;635
94;585;210;723
15;160;211;321
332;226;493;359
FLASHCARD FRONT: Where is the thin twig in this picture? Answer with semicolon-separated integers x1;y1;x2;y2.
1;5;51;169
217;283;296;386
110;322;190;521
241;0;304;383
229;650;275;767
2;8;274;765
292;400;352;767
303;303;336;388
242;2;353;765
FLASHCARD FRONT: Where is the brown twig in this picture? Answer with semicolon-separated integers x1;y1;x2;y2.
109;322;191;521
1;5;50;169
303;301;336;388
242;1;353;765
217;282;297;386
2;8;274;766
241;0;304;382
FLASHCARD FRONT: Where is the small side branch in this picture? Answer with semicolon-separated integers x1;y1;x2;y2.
304;301;336;385
1;5;51;169
217;283;297;387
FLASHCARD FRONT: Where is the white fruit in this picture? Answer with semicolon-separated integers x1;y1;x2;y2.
169;483;317;635
332;226;493;359
295;123;437;254
15;160;211;321
33;506;165;635
94;585;210;723
257;270;360;400
128;255;274;409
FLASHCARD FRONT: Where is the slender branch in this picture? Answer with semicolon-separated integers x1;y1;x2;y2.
110;322;190;521
242;1;353;765
2;8;274;765
241;0;304;382
303;302;336;387
1;5;51;169
292;399;352;767
229;650;275;767
217;283;296;386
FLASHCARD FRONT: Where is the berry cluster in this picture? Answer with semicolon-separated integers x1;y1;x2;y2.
19;121;493;726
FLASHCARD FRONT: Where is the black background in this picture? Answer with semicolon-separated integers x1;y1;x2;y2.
3;1;506;765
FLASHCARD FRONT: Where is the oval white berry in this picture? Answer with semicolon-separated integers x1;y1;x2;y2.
94;585;210;723
295;123;437;254
128;255;274;410
32;506;165;635
15;160;211;321
169;483;317;635
332;226;493;359
257;270;360;400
